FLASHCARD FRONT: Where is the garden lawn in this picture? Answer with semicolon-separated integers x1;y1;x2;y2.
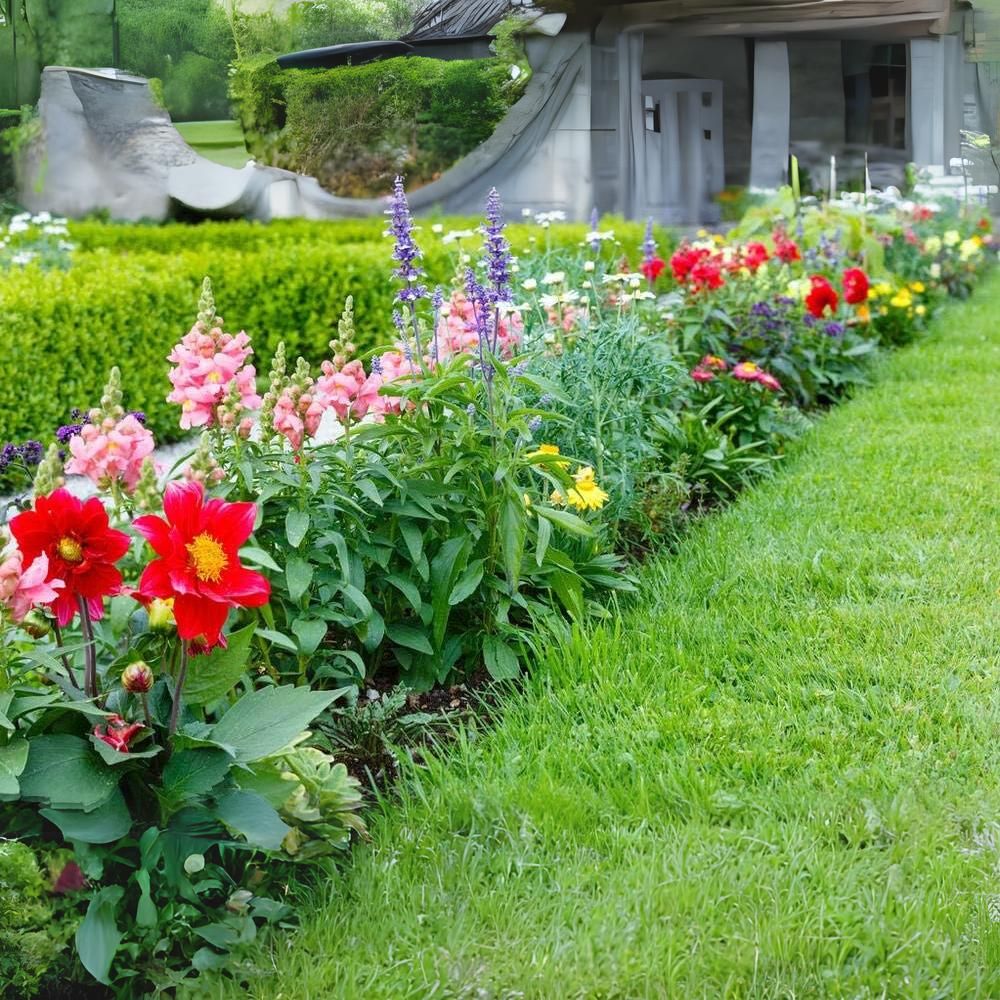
233;276;1000;998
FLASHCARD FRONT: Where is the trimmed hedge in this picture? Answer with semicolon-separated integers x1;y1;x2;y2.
0;219;664;446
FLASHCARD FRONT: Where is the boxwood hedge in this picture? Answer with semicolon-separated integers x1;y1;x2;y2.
0;219;662;447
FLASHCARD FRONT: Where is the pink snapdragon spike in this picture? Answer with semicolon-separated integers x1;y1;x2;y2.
166;325;261;430
0;549;64;623
273;384;317;451
66;414;155;492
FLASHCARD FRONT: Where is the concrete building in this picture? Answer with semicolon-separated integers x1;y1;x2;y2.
386;0;994;223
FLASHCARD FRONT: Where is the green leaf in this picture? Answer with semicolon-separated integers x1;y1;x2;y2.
285;556;314;603
385;574;423;613
399;520;423;564
430;537;469;650
291;618;327;656
501;497;526;588
535;505;595;537
135;870;157;928
210;686;339;763
76;886;124;985
386;623;433;655
449;559;484;606
285;509;310;548
214;789;291;851
18;735;119;812
42;788;132;844
0;738;28;799
255;627;298;653
535;513;552;568
161;749;233;808
239;546;282;572
482;635;520;681
89;736;161;767
183;623;256;706
549;569;585;620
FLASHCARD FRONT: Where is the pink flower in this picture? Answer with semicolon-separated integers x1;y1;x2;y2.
690;366;715;383
93;714;144;753
756;371;782;392
434;292;522;361
66;414;155;493
166;325;262;430
0;549;64;623
312;359;369;422
732;361;762;381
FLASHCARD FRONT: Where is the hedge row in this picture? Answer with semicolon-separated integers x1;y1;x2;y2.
1;219;666;446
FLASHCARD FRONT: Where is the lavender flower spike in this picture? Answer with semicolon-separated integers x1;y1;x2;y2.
642;216;657;266
481;187;513;305
386;176;427;304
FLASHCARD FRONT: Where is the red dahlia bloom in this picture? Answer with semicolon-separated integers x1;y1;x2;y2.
640;256;667;283
134;481;270;652
743;242;770;272
805;275;840;318
9;489;130;626
93;715;144;753
842;267;870;305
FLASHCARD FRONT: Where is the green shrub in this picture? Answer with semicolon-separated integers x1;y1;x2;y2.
0;840;58;998
231;55;520;197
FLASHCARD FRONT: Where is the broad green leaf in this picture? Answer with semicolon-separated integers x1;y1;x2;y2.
161;748;233;807
430;537;469;650
501;497;525;589
285;556;314;604
210;686;339;763
482;636;520;681
535;513;552;568
449;559;484;606
135;870;157;928
399;521;423;564
214;789;291;851
386;623;433;655
42;788;132;844
285;509;310;548
291;618;327;656
385;574;423;613
183;623;256;706
0;738;28;799
89;737;161;767
18;735;118;812
549;569;585;620
255;628;298;653
239;546;282;572
76;886;124;985
535;505;595;537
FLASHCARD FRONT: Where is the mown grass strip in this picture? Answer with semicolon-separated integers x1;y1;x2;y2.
233;274;1000;999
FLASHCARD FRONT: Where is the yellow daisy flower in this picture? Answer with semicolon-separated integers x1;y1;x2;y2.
563;467;609;512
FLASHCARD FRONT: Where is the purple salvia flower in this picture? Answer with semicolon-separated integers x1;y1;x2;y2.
56;423;83;444
528;416;542;433
642;217;657;266
370;355;384;377
480;187;513;306
431;285;444;364
385;176;427;304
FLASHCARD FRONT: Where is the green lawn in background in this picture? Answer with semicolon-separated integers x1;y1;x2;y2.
225;275;1000;999
175;120;249;169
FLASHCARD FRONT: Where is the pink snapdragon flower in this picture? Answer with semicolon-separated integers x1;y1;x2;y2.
435;292;522;361
312;359;370;422
166;325;261;430
0;548;64;623
66;414;155;492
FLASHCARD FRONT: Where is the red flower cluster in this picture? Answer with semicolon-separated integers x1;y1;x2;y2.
772;230;801;263
134;481;270;653
732;361;782;392
93;715;144;753
805;275;840;318
640;256;666;283
842;267;870;306
9;489;130;626
742;241;771;272
671;245;727;293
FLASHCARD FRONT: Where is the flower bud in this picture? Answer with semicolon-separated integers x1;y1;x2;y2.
121;661;153;694
147;597;175;633
21;610;51;639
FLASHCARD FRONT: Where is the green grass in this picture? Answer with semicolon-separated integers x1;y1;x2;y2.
228;276;1000;998
175;120;250;169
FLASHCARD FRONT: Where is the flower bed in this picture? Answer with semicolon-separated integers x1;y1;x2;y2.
0;182;992;996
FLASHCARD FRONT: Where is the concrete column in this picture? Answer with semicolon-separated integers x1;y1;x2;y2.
910;38;946;167
750;40;790;190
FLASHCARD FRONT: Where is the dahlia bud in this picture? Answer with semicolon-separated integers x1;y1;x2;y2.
21;610;50;639
121;661;153;694
147;597;175;633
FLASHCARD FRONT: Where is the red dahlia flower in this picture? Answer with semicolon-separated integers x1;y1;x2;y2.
842;267;870;305
9;489;130;626
134;481;270;652
805;275;840;318
93;715;144;753
743;242;770;272
640;256;667;283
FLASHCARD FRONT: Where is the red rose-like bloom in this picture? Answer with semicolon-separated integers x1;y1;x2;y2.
743;242;770;272
134;481;270;652
640;256;666;283
842;267;870;305
9;489;130;626
804;275;840;318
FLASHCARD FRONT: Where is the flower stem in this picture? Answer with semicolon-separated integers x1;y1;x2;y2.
168;645;188;736
140;691;154;731
52;620;80;690
77;597;98;700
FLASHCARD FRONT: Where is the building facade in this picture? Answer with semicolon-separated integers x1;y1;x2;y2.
399;0;991;223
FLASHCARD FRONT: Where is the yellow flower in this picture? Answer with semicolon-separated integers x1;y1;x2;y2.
943;229;961;248
915;304;926;317
909;281;925;293
527;443;569;468
923;236;942;256
856;304;871;323
563;467;609;512
960;238;981;261
889;289;912;309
